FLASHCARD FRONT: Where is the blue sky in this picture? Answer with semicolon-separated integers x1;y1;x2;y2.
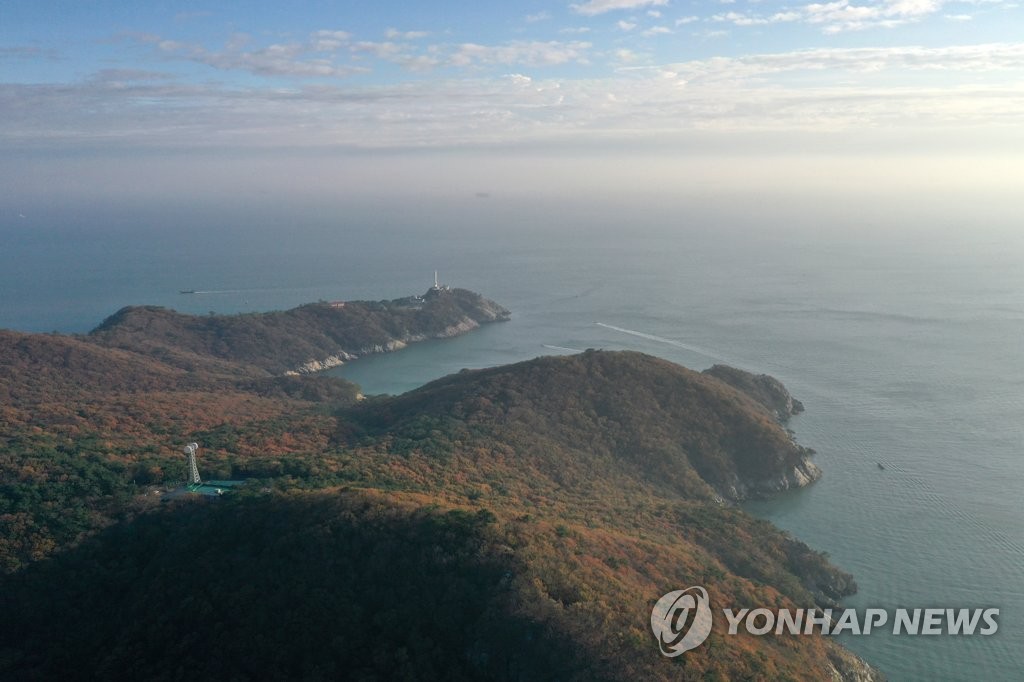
2;1;1023;204
5;0;1021;85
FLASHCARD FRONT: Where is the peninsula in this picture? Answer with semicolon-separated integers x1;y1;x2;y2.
0;291;882;681
88;286;510;376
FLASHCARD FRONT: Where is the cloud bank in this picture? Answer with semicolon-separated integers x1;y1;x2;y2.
3;43;1022;153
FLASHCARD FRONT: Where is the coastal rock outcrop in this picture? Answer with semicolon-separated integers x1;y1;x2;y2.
827;647;888;682
719;453;822;500
286;351;358;375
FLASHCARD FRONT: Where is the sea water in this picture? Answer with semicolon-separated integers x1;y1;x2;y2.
2;194;1021;680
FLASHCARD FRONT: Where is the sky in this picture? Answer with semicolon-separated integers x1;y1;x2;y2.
2;0;1024;206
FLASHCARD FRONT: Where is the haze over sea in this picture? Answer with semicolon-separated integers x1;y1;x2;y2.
2;192;1022;680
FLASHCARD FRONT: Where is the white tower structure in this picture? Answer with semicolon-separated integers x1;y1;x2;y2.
184;442;201;485
433;270;440;289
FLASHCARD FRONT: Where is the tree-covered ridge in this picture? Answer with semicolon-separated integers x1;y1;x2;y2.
88;287;510;375
2;489;869;682
2;492;573;681
346;350;816;501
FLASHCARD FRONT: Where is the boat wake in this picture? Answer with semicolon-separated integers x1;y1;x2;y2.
543;344;585;353
595;322;726;362
180;287;286;295
184;289;248;295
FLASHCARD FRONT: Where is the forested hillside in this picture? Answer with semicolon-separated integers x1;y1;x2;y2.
0;304;881;680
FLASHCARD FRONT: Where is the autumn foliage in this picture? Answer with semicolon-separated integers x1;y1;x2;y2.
0;310;876;680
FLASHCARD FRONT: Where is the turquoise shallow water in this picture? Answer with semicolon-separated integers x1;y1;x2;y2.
3;196;1022;680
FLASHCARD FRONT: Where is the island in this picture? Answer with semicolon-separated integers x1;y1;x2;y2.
0;291;883;681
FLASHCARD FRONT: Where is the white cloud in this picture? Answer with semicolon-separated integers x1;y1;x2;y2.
675;16;701;25
384;28;429;40
711;10;801;25
351;41;404;59
9;41;1024;156
525;12;551;22
713;0;951;33
805;0;943;33
571;0;669;17
667;43;1024;80
151;36;366;77
401;54;442;71
134;31;598;77
137;31;371;78
448;41;592;68
643;25;673;35
310;30;352;51
617;20;638;30
312;30;352;41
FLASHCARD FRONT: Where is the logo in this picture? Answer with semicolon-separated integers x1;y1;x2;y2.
650;586;713;657
650;585;999;659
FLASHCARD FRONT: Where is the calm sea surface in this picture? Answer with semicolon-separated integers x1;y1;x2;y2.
3;195;1021;680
